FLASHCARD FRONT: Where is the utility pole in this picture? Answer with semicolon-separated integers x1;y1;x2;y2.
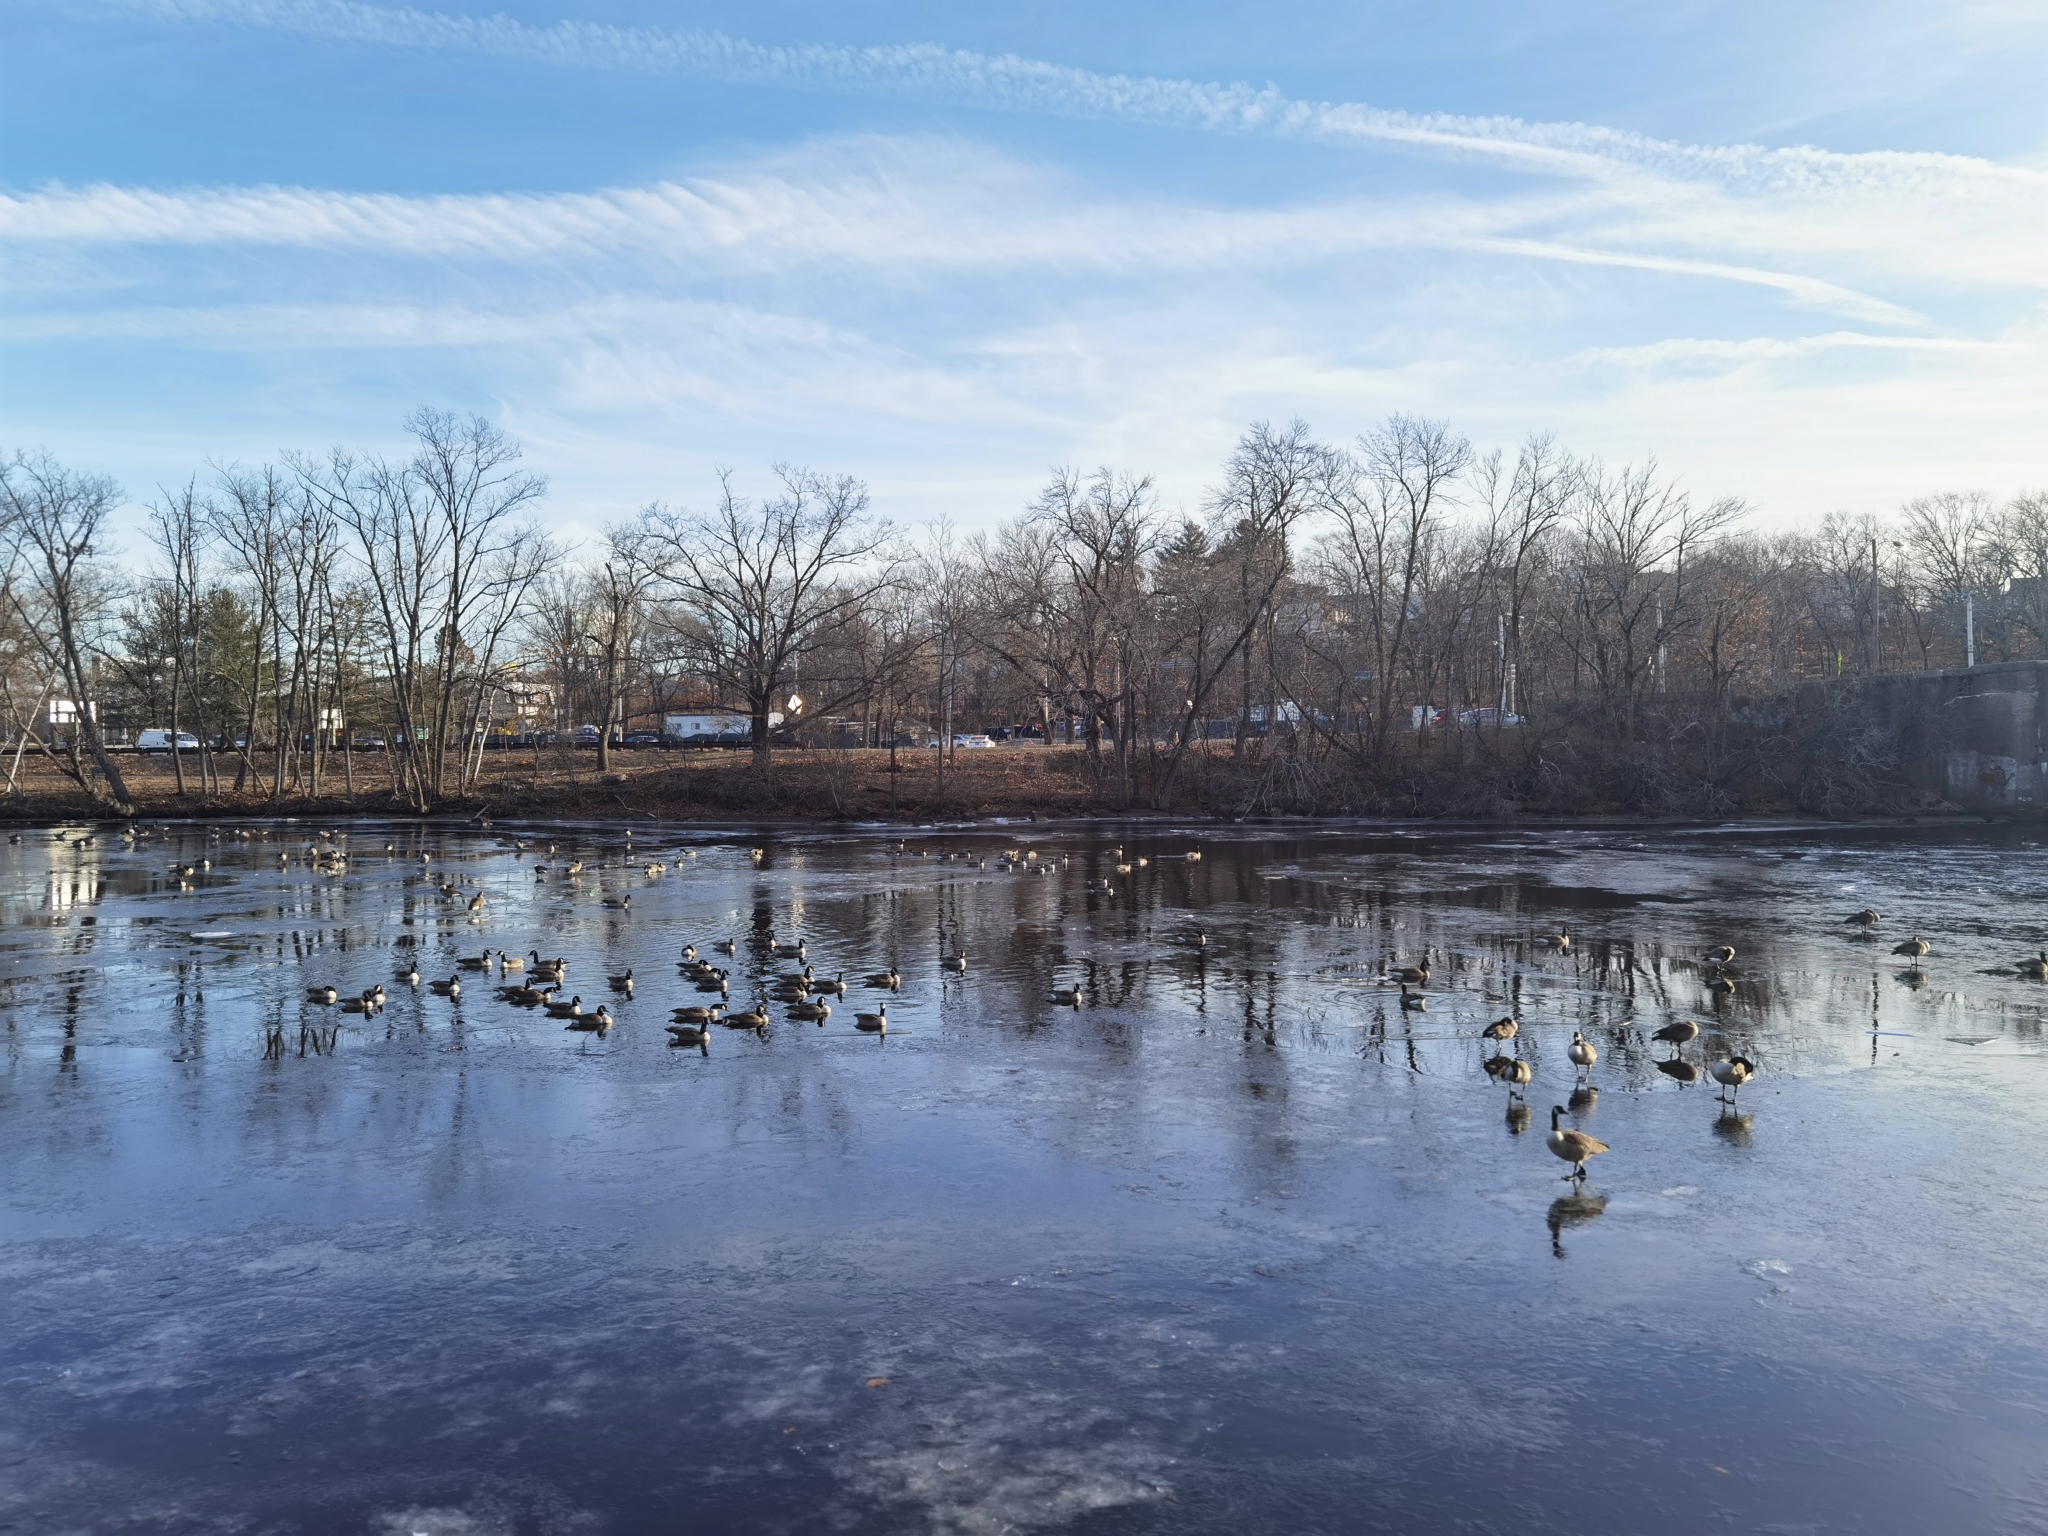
1871;534;1881;673
1965;592;1977;668
1496;613;1507;716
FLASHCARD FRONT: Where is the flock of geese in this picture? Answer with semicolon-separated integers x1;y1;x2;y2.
284;833;1210;1049
1392;933;1767;1182
50;823;2027;1189
1390;901;2021;1182
302;928;920;1049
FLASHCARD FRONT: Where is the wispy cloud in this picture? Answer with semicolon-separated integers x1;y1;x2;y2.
115;0;2048;205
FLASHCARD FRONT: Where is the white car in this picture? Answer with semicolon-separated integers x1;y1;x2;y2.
950;734;995;749
135;729;201;754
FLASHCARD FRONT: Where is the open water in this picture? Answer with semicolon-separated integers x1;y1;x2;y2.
5;819;2048;1534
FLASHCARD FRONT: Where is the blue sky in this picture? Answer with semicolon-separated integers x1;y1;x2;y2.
4;0;2046;549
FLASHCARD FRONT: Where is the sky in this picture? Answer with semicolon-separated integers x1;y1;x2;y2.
4;0;2047;552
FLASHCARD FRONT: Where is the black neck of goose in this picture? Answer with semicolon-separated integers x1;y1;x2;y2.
1550;1106;1563;1129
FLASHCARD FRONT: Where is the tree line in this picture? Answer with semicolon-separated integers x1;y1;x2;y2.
1;409;2040;815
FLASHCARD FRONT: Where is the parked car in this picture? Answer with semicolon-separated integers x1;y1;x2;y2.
1457;708;1524;728
621;731;666;750
135;729;202;754
352;734;387;750
951;733;995;749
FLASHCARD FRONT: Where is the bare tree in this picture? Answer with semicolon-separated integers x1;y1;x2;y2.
0;452;135;810
1559;459;1741;744
641;466;895;771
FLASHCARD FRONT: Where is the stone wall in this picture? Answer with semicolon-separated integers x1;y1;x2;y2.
1848;660;2048;813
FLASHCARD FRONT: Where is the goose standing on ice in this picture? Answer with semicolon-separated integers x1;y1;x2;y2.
1546;1106;1609;1181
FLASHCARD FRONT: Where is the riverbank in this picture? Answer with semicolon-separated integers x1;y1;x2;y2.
0;739;1970;830
0;743;1110;824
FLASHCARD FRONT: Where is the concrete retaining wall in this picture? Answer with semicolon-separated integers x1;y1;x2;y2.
1849;660;2048;813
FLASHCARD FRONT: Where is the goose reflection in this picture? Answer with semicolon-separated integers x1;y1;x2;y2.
1505;1100;1532;1135
1547;1191;1608;1259
1895;968;1929;990
1568;1084;1598;1114
1713;1106;1755;1144
1656;1058;1702;1084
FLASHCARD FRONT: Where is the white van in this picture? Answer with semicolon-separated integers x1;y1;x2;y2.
136;729;201;753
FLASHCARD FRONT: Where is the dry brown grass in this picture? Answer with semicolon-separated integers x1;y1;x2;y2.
0;743;1125;823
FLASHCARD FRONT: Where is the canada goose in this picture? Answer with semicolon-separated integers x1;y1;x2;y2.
866;968;901;989
1845;908;1882;926
1652;1019;1700;1052
468;890;485;912
545;994;584;1019
681;944;698;962
1115;862;1133;875
945;952;968;972
1481;1016;1518;1046
1399;983;1426;1011
1493;1056;1533;1097
601;894;631;911
507;983;554;1006
439;882;458;899
1709;1056;1757;1101
589;1005;613;1029
430;975;461;997
564;860;584;877
609;969;634;993
788;999;831;1022
400;963;421;986
307;985;338;1004
818;972;847;996
1892;937;1931;957
778;964;817;989
342;995;377;1014
1568;1031;1597;1079
855;1002;888;1032
772;935;807;959
667;1020;712;1045
1051;985;1083;1006
566;1007;611;1032
1393;961;1430;985
457;951;492;972
1537;929;1572;951
750;848;765;861
1547;1106;1609;1180
714;939;736;955
2020;952;2048;978
1186;850;1202;861
1705;944;1736;965
367;983;386;1002
530;951;567;976
497;951;524;971
726;1007;770;1029
671;1004;723;1024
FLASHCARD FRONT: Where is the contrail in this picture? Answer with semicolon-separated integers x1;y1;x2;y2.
114;0;2048;200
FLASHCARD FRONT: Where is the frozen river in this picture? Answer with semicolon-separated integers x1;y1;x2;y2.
5;819;2048;1534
